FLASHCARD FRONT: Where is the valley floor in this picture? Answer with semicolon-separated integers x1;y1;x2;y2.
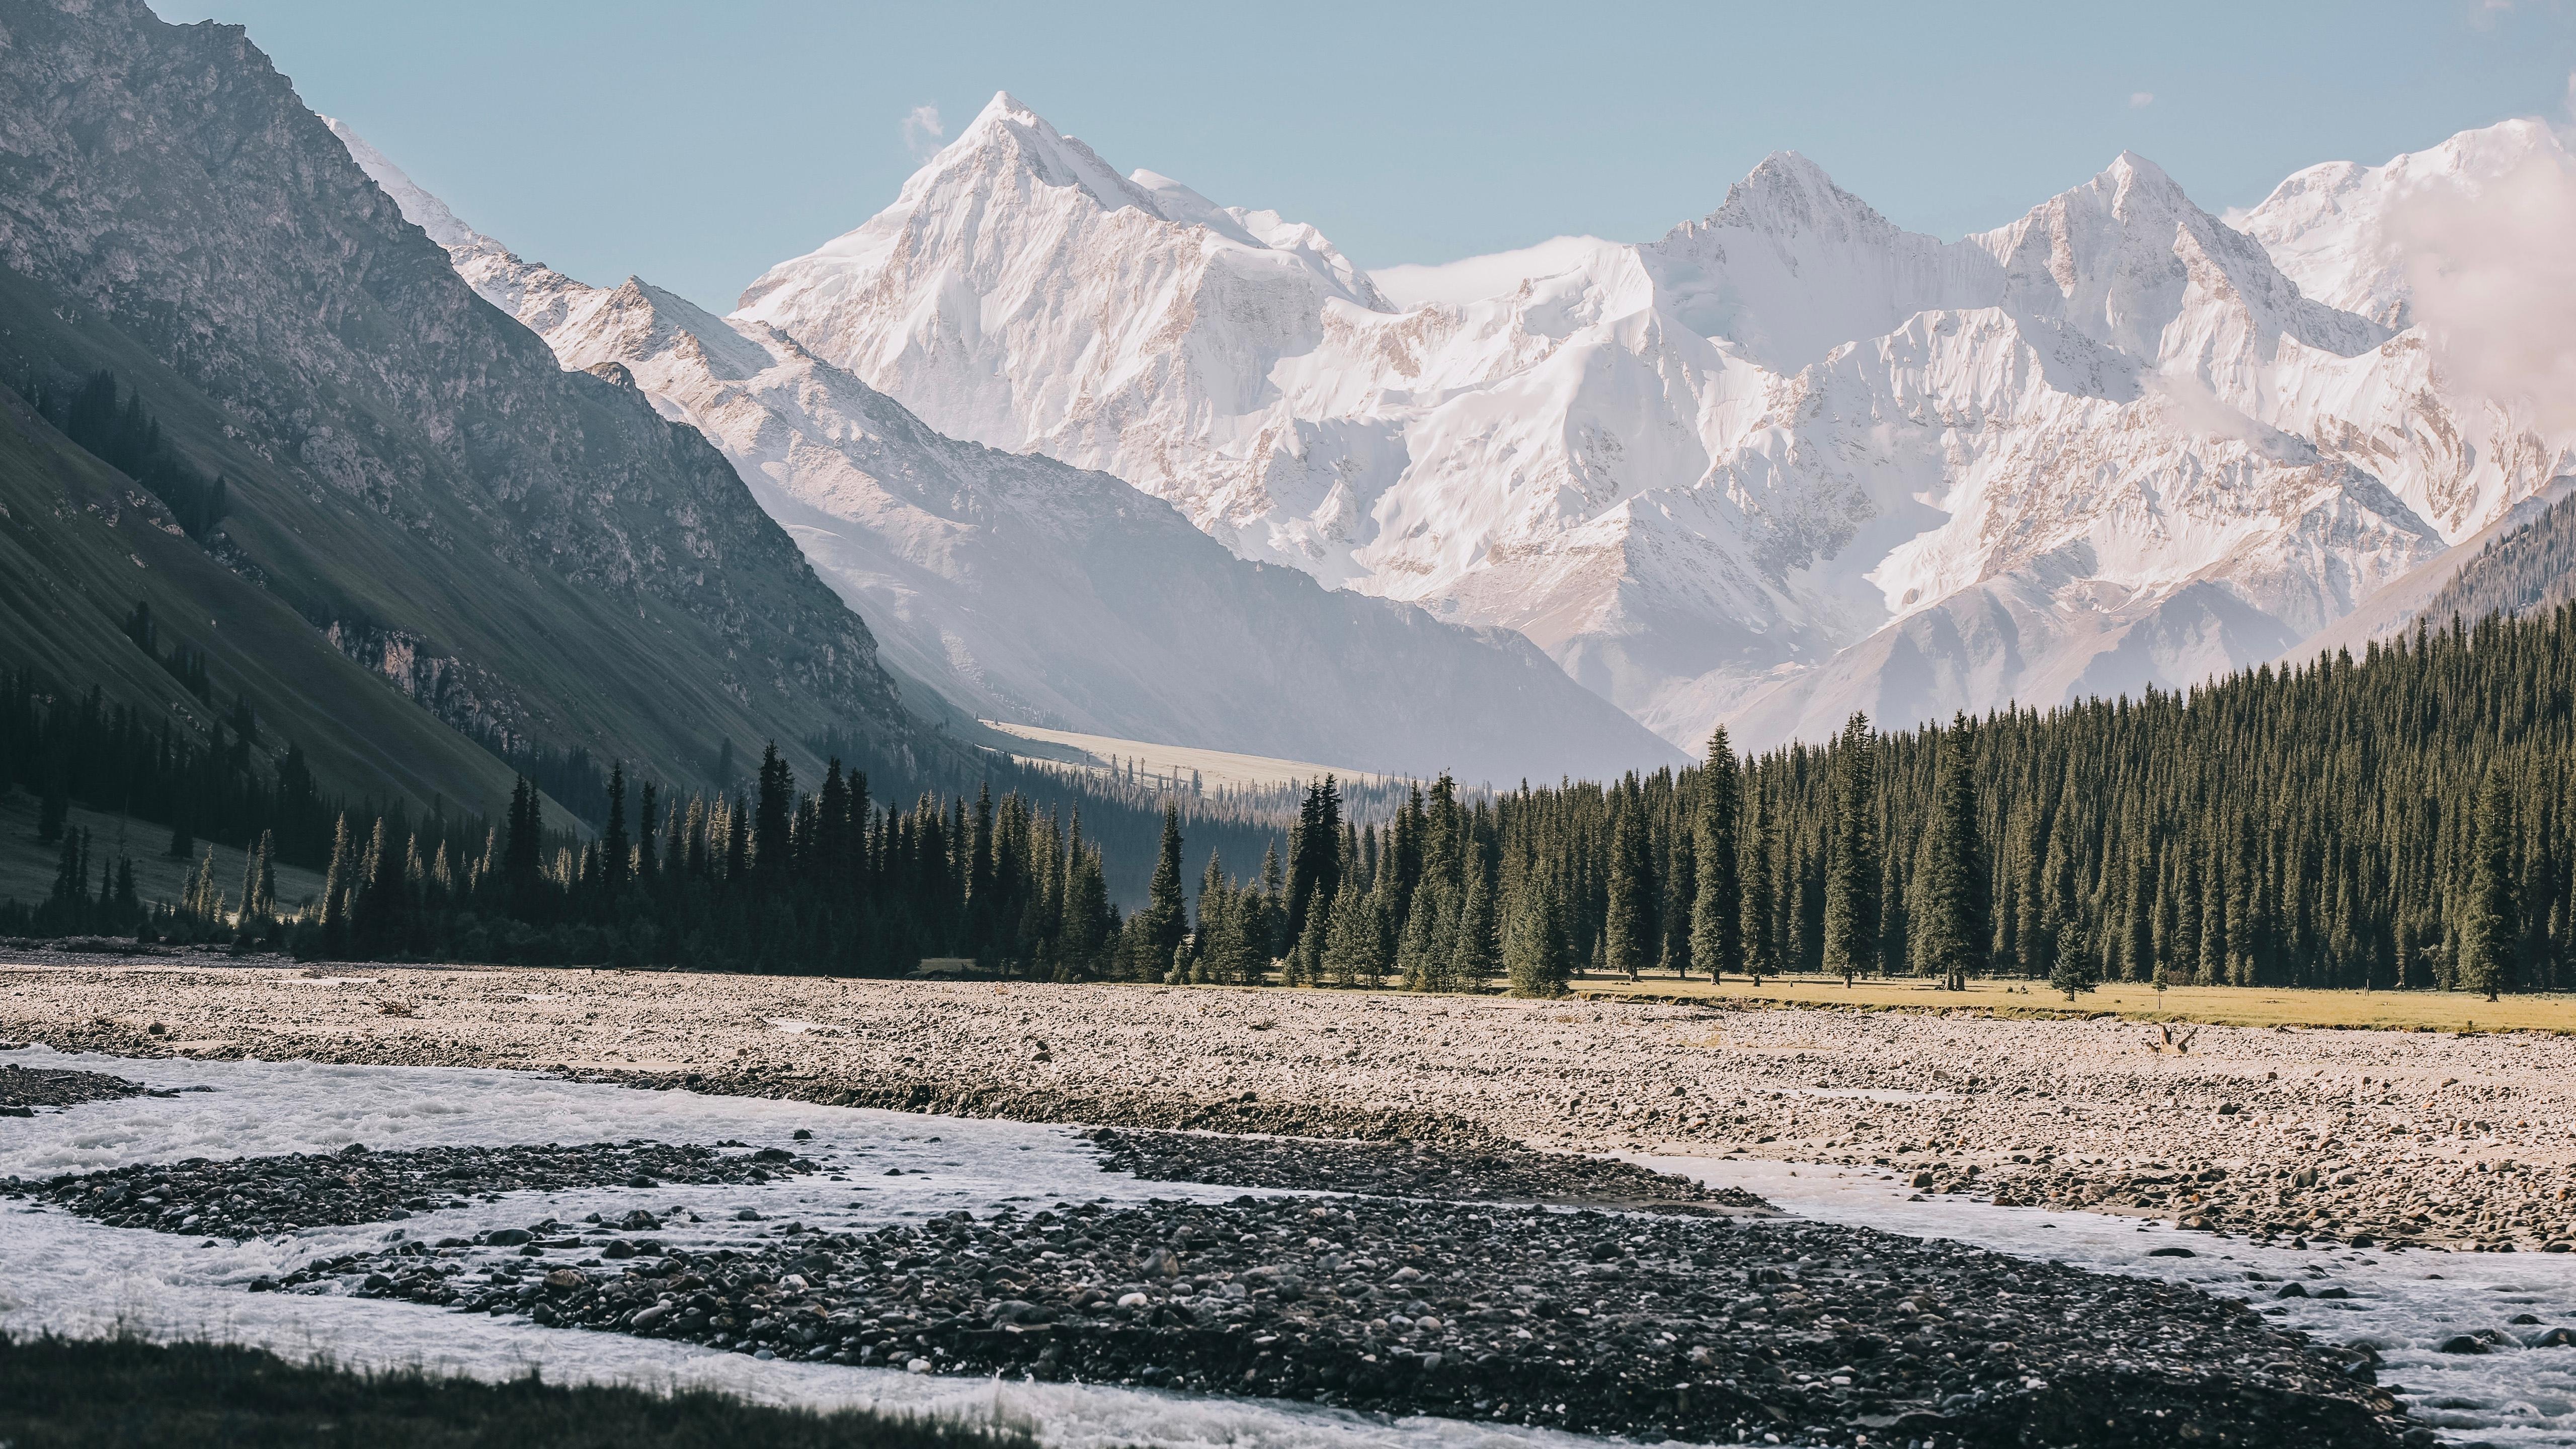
28;958;2576;1439
4;956;2570;1254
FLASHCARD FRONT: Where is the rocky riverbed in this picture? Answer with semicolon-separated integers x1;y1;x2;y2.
6;1142;818;1239
252;1188;2399;1447
7;958;2570;1255
1082;1127;1770;1214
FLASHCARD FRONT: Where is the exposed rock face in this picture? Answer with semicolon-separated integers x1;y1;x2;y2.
0;0;927;786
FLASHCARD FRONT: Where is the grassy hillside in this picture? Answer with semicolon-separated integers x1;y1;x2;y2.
0;1;941;810
0;791;327;913
0;383;526;819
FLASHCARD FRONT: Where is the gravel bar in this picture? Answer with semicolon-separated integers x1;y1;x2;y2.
0;1062;151;1114
10;963;2572;1250
1085;1127;1772;1215
6;1142;818;1238
279;1193;2402;1447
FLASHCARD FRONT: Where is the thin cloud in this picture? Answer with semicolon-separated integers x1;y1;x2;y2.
2129;91;2155;109
2391;144;2576;439
901;104;945;159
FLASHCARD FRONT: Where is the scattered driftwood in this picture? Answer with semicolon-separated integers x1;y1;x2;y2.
2145;1023;2200;1055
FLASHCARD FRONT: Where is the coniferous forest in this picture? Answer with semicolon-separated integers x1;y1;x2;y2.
11;598;2576;996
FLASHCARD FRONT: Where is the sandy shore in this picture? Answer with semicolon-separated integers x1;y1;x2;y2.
5;952;2571;1252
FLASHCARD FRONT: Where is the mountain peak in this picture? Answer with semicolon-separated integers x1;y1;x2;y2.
962;89;1042;139
2101;149;2188;206
1683;148;1894;246
908;88;1156;219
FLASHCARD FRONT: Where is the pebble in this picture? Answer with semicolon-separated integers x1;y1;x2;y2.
293;1191;2401;1446
6;1142;815;1239
1085;1127;1772;1214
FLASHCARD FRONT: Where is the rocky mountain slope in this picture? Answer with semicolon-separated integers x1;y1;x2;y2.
0;0;935;802
738;95;2572;749
332;125;1681;780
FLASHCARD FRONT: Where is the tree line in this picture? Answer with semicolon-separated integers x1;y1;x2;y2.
16;574;2576;995
24;370;230;539
1013;599;2576;1002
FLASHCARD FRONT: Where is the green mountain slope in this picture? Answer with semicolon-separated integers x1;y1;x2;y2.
0;0;939;806
0;383;524;817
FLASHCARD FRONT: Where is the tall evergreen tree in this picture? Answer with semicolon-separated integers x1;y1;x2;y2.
356;816;405;954
1741;791;1777;980
1450;867;1499;989
1505;872;1572;997
501;780;546;920
1690;726;1743;979
599;762;631;899
1142;803;1188;969
2462;769;2520;1002
1823;712;1882;982
1603;785;1652;979
1913;732;1989;990
754;744;794;879
1284;775;1343;943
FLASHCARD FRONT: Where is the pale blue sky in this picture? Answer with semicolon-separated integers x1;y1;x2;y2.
156;1;2576;314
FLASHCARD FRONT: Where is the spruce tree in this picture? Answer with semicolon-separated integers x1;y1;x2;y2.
1397;877;1446;991
1505;873;1571;998
1822;712;1882;983
1691;726;1743;979
754;744;794;879
1288;884;1329;987
235;843;259;932
1144;803;1187;967
46;829;83;907
1603;788;1651;980
1450;867;1500;991
1741;791;1776;981
2461;770;2519;1002
1914;735;1989;990
1321;879;1369;987
320;812;357;954
354;817;403;954
2047;915;2097;1002
184;846;220;926
600;762;631;898
501;780;546;920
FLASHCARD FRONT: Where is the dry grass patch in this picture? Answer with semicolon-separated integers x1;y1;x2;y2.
1571;970;2576;1034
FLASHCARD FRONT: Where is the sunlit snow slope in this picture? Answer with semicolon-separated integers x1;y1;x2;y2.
332;122;1680;783
739;95;2575;750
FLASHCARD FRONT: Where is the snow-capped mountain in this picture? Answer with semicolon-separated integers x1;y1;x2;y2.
2234;119;2576;543
331;122;1681;782
739;95;2572;749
